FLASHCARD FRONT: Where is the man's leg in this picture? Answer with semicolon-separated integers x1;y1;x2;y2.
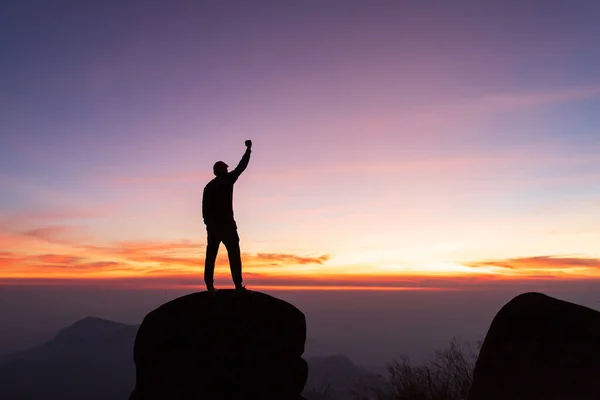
222;229;243;289
204;229;220;290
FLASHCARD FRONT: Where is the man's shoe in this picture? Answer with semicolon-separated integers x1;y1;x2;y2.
207;286;218;294
235;285;249;293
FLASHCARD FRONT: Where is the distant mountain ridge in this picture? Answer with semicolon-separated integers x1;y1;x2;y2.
0;317;134;365
0;316;378;400
0;317;137;399
54;316;135;341
305;353;384;399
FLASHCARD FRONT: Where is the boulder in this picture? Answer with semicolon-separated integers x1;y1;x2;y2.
468;292;600;400
130;290;308;399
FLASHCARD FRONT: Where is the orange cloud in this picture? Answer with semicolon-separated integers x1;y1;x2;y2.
35;254;83;264
24;226;77;241
84;240;330;270
0;252;28;268
0;236;331;280
465;255;600;276
1;225;95;249
254;253;330;265
127;254;202;268
0;231;52;248
0;249;140;278
116;240;201;253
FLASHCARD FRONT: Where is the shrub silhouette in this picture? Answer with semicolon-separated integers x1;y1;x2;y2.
352;339;480;400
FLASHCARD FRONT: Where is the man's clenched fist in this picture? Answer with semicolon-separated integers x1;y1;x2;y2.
245;140;252;149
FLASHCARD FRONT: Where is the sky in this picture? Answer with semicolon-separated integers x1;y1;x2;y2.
2;0;600;363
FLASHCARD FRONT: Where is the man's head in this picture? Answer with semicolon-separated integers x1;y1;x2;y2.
213;161;228;177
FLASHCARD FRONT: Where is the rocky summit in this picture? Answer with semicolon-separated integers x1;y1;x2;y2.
468;292;600;400
130;289;308;400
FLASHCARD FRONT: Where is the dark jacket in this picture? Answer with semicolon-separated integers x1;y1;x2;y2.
202;148;251;227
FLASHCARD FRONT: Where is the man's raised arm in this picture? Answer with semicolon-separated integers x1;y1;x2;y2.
229;140;252;181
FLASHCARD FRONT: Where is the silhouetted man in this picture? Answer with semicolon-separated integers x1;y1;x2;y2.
202;140;252;293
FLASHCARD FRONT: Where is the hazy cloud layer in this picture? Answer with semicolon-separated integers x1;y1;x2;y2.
465;255;600;275
0;233;331;281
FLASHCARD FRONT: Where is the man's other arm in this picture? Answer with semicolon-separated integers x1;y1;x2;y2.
202;187;209;225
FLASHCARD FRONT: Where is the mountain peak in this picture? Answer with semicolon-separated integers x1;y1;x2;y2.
54;316;132;342
308;353;360;369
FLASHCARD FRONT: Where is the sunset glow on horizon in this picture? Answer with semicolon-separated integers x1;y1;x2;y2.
2;1;600;290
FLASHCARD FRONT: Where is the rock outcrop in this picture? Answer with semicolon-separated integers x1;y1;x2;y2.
468;292;600;400
130;289;308;399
